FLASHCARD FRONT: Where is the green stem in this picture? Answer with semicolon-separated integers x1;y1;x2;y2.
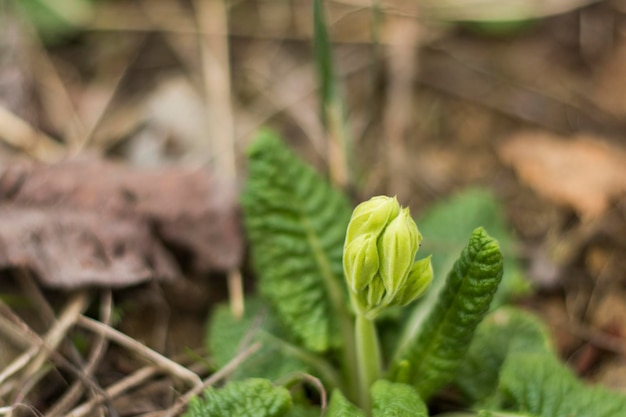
355;313;382;413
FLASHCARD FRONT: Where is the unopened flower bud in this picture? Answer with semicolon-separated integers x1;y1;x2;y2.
343;196;433;318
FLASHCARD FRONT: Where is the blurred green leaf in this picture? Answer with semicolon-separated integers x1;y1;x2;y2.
207;298;311;382
418;187;529;309
184;378;292;417
17;0;93;43
496;353;626;417
454;307;553;404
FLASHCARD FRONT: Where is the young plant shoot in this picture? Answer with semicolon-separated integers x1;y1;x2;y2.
343;196;432;410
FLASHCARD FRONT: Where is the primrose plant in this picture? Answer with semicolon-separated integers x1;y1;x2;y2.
344;196;433;409
185;131;626;417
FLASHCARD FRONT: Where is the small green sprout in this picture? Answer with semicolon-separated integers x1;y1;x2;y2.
344;196;433;319
343;195;433;411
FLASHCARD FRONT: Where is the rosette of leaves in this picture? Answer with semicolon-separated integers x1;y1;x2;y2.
189;131;626;417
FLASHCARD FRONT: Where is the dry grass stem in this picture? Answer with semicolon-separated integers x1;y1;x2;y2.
24;23;87;148
0;292;89;389
194;0;237;179
227;269;245;319
0;105;64;161
45;291;113;417
383;13;421;200
77;316;202;387
22;292;91;382
159;341;263;417
67;366;159;417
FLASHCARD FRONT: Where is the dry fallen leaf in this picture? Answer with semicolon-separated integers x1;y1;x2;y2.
0;207;178;288
498;132;626;219
0;156;243;288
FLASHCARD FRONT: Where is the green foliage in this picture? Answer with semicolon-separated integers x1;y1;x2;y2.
391;227;504;399
326;390;366;417
198;130;626;417
184;378;292;417
371;380;428;417
207;298;310;382
326;381;428;417
417;188;529;308
495;353;626;417
16;0;93;43
454;307;553;404
241;130;352;352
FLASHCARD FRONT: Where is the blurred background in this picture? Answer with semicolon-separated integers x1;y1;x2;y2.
1;0;626;414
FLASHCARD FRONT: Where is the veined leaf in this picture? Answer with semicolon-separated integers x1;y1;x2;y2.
391;227;504;399
419;188;528;310
241;130;352;352
454;307;553;404
496;353;626;417
389;189;527;373
326;381;427;417
184;378;292;417
207;298;311;382
371;380;428;417
326;390;365;417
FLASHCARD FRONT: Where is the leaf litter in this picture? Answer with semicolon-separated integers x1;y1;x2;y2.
2;0;626;414
0;156;243;288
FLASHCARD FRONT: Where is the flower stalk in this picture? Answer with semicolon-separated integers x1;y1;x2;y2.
343;196;433;411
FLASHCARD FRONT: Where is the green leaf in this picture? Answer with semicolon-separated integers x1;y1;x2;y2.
207;298;311;382
391;227;504;399
371;380;428;417
17;0;93;43
419;188;529;309
326;390;365;417
381;188;526;363
496;353;626;417
454;307;553;404
241;130;352;352
285;404;323;417
326;381;427;417
184;378;292;417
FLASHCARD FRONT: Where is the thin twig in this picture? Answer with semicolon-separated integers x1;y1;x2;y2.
193;0;237;179
0;292;90;387
45;291;114;417
158;341;262;417
66;366;159;417
0;105;64;161
77;316;202;387
227;269;244;319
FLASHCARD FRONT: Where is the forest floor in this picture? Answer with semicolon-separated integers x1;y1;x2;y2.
0;0;626;415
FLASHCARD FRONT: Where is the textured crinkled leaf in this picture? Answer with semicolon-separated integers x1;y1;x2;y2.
418;188;528;309
285;403;323;417
391;227;504;399
497;353;626;417
207;298;310;381
184;378;292;417
371;380;428;417
326;390;365;417
454;307;553;404
241;130;352;352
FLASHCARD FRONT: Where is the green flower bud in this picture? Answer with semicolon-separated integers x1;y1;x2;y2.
343;196;433;319
343;234;379;292
345;196;400;244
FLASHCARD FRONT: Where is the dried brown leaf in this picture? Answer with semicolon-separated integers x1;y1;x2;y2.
0;157;243;288
498;132;626;219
